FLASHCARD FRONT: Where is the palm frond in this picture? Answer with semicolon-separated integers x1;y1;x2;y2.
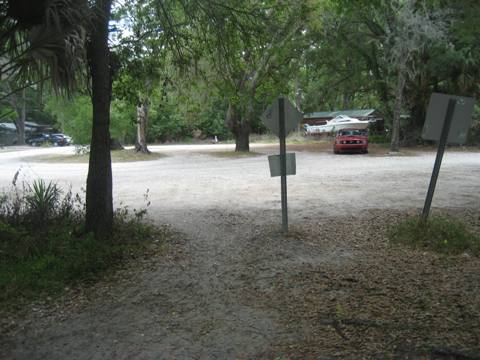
1;0;91;94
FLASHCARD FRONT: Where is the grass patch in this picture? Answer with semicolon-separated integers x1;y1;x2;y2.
3;228;143;300
0;221;167;313
0;177;168;312
389;215;480;255
287;138;320;145
111;149;164;162
369;134;391;144
21;149;165;163
249;133;278;144
202;151;263;158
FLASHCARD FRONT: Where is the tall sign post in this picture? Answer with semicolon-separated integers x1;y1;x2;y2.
421;93;475;222
262;97;302;232
278;98;288;231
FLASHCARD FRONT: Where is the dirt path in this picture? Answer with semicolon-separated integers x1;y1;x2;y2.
1;145;479;359
2;207;479;359
1;208;334;359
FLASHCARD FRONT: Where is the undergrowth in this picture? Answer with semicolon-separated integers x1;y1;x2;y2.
368;133;390;144
0;173;165;312
389;215;480;255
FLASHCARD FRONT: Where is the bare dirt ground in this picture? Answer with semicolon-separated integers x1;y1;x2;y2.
0;143;479;359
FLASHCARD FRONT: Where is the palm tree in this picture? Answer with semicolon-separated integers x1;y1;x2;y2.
1;0;115;238
85;0;114;238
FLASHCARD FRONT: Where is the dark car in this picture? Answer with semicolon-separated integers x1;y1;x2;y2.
333;128;369;154
26;133;51;146
50;133;72;146
27;133;72;146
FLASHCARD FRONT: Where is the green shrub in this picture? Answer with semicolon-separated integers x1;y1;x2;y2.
46;96;138;145
0;220;36;260
25;180;60;224
196;98;230;140
389;215;480;255
466;122;480;145
369;133;391;144
0;178;165;312
148;105;192;143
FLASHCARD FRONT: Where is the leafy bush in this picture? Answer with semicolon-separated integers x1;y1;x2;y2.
389;215;480;255
0;220;35;260
369;133;391;144
25;180;60;224
466;122;480;145
196;98;231;140
0;177;164;311
45;95;94;145
46;96;137;145
149;107;193;142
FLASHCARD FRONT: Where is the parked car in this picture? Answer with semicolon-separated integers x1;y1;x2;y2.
26;133;51;146
50;133;72;146
333;128;369;154
27;133;72;146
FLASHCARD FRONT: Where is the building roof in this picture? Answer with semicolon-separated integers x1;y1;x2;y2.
0;122;49;132
304;109;376;119
0;122;16;131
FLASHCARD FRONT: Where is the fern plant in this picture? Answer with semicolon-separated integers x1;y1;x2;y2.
26;180;61;223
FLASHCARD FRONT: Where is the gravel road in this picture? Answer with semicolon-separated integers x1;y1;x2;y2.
1;144;479;219
1;144;479;359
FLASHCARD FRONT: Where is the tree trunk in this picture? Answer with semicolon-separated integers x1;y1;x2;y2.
367;44;392;122
235;122;250;152
407;89;427;145
342;58;354;109
135;100;150;153
8;89;26;145
406;67;429;144
294;76;303;132
17;88;26;145
85;0;113;239
226;102;251;152
294;76;302;110
342;92;353;109
390;69;406;152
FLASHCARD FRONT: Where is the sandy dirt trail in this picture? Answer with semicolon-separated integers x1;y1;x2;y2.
0;145;479;359
1;144;479;215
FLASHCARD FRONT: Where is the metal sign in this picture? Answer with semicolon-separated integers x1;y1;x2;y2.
262;98;302;137
422;93;475;145
262;97;300;232
421;94;476;221
268;153;296;177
